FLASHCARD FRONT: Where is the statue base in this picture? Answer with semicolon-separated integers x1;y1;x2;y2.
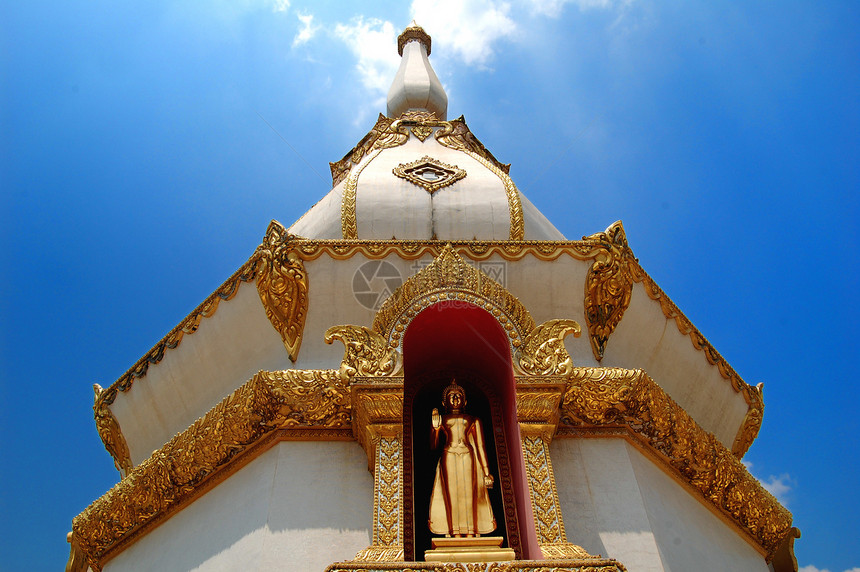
425;536;516;562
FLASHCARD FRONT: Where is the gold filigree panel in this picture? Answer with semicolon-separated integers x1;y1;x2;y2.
371;244;536;350
325;325;404;381
254;221;309;362
583;221;634;362
560;367;792;559
93;385;132;477
72;369;349;570
326;560;627;572
393;155;466;194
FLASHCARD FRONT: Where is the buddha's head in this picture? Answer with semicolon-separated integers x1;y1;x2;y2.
443;379;466;412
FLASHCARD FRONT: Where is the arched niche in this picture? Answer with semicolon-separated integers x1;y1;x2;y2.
401;301;540;561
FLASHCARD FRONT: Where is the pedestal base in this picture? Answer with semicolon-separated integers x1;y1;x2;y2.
424;536;516;562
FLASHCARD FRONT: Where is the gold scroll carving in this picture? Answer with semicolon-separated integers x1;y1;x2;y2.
325;325;404;381
371;244;536;350
72;369;349;571
93;384;132;476
516;319;581;376
327;560;627;572
559;367;793;559
254;221;310;362
583;221;634;362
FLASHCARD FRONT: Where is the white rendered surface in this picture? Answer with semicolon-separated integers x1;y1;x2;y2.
103;441;373;572
552;438;768;572
387;39;447;120
601;282;749;447
109;282;292;465
109;247;750;467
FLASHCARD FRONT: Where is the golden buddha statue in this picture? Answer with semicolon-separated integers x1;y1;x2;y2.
428;380;497;537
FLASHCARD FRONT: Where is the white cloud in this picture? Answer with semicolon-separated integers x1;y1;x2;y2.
527;0;628;18
292;12;319;47
760;473;793;504
334;17;400;95
742;461;793;506
410;0;517;67
272;0;290;13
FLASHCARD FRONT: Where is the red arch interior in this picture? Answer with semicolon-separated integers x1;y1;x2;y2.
403;301;541;559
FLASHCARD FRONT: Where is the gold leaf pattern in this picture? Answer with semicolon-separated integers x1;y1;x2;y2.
583;221;634;362
517;319;581;376
325;325;404;380
254;221;309;361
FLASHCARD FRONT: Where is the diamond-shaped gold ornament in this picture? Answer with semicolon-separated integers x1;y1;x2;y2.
393;156;467;194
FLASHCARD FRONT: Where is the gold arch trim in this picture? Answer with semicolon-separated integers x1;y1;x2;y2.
371;244;536;349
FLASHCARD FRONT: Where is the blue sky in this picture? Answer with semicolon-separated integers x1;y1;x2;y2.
1;1;857;570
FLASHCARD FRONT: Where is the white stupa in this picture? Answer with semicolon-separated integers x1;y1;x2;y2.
68;23;798;572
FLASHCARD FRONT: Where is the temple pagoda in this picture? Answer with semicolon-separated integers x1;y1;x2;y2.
68;23;799;572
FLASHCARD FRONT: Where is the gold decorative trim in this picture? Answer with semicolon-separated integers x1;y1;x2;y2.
371;244;536;349
93;384;132;477
325;325;404;381
294;240;603;263
393;155;466;194
331;115;411;187
370;435;404;557
559;367;792;558
583;221;634;361
327;560;627;571
342;149;382;239
515;319;581;376
397;23;432;56
72;369;348;570
254;221;309;361
522;434;588;557
329;113;509;189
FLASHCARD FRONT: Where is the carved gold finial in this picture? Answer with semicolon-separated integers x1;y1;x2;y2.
397;21;431;56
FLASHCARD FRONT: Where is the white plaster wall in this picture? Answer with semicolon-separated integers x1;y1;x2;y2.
110;283;292;464
287;132;564;241
519;192;566;240
602;283;749;447
551;438;768;572
288;181;346;239
627;445;768;572
103;441;373;572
